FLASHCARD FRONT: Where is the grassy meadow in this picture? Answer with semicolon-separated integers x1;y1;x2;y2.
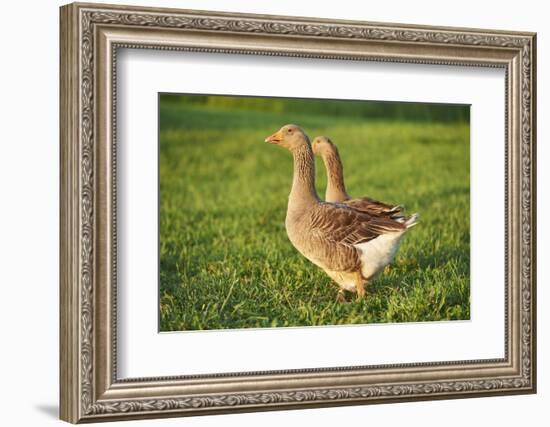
159;95;470;331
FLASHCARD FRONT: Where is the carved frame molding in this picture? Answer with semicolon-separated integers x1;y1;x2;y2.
60;2;536;423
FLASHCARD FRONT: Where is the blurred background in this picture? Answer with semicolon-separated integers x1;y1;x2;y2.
161;94;469;123
159;94;470;331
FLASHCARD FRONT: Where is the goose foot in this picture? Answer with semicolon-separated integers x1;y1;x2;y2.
336;289;348;304
384;265;391;274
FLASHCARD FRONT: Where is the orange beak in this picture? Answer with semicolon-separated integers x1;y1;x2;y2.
265;131;282;144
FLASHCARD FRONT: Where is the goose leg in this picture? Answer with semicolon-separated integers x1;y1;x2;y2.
356;284;365;300
355;273;367;300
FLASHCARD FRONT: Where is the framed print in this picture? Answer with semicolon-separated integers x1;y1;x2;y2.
59;2;537;423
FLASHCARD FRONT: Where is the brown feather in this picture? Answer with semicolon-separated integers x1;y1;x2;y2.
343;197;405;218
297;202;406;273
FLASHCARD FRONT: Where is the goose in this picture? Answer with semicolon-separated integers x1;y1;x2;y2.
312;136;405;219
265;125;418;302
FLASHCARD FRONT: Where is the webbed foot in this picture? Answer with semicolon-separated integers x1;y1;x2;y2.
336;289;348;303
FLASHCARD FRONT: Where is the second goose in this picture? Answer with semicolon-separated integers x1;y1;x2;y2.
312;135;405;219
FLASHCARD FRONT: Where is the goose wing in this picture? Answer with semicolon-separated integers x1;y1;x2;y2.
305;202;406;272
343;196;405;219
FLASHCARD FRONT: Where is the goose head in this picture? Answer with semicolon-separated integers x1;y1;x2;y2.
311;136;336;157
265;124;310;152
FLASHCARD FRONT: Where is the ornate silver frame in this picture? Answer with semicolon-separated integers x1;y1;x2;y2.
60;2;537;423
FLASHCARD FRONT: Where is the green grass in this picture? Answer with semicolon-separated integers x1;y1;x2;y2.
159;101;470;331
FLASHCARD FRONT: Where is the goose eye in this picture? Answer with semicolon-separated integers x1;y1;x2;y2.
287;129;292;133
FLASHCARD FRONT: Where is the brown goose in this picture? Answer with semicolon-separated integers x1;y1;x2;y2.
312;136;405;219
265;125;418;301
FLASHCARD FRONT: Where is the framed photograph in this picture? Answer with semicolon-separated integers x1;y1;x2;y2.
60;2;537;423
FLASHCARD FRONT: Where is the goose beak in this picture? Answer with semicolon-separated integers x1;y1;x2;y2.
265;131;282;144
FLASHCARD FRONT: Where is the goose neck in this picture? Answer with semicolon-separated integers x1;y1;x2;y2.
324;149;349;202
289;143;319;208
